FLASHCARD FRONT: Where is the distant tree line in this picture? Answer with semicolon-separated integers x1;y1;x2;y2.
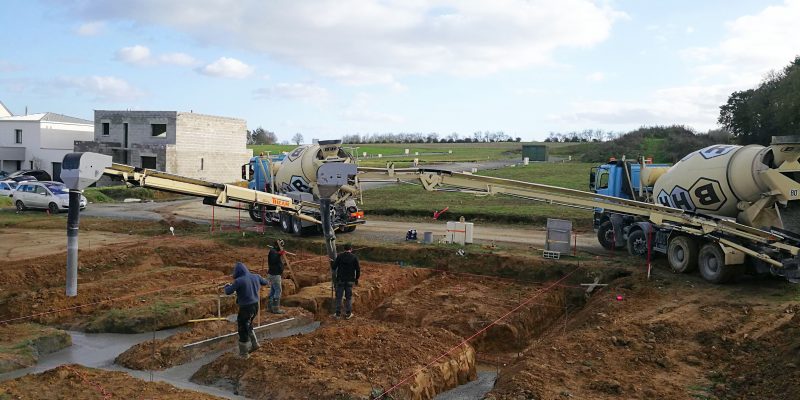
247;127;277;145
341;131;522;144
719;56;800;146
543;129;621;143
577;125;731;163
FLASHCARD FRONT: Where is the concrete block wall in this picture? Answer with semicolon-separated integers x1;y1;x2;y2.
174;112;251;183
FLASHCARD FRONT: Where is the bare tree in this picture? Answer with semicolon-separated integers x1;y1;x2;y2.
292;133;304;145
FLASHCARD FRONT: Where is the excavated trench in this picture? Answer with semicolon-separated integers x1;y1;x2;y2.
0;234;629;399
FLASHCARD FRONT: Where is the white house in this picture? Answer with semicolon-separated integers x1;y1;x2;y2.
0;108;94;180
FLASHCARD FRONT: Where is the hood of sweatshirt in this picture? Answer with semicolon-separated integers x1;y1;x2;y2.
233;262;249;278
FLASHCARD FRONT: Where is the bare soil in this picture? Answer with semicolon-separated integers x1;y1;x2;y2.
485;270;800;400
0;323;71;373
0;364;224;399
192;319;477;400
372;273;567;353
0;228;139;261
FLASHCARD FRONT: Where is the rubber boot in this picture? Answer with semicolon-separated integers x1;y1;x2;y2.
238;342;249;359
267;298;276;314
248;330;260;353
272;298;286;314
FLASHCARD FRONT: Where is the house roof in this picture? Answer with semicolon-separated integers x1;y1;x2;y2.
0;112;92;125
0;100;11;117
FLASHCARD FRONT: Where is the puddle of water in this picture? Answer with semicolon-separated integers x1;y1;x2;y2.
0;320;320;400
435;365;498;400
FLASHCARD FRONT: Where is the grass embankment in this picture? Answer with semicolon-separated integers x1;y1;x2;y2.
0;323;71;373
83;186;185;203
361;162;595;228
251;142;581;167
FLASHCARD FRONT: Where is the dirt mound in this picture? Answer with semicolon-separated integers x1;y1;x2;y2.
0;364;224;399
192;319;476;400
485;268;800;400
282;262;435;318
0;323;71;373
117;307;314;370
372;273;567;352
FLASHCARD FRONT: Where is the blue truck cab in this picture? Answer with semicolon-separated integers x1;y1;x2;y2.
589;160;671;249
242;154;285;193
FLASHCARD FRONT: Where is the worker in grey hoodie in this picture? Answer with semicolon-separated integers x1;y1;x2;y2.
224;262;269;358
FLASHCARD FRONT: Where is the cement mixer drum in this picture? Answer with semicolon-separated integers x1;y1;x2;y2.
274;140;354;200
653;144;771;217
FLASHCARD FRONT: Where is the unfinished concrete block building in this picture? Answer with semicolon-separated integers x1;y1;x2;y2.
75;110;252;183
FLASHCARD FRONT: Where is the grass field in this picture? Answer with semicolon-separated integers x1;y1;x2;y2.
361;162;595;227
250;142;580;167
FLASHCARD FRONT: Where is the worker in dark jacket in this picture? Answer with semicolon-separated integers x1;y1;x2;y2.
224;262;268;358
267;240;287;314
332;243;360;319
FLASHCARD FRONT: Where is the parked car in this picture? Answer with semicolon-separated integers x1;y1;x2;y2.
9;175;37;183
0;171;8;180
12;181;87;213
0;180;18;197
8;169;52;182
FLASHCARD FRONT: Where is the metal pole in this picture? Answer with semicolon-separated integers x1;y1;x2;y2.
66;190;81;297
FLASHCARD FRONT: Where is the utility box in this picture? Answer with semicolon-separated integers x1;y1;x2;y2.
522;144;548;162
446;221;474;245
545;218;572;254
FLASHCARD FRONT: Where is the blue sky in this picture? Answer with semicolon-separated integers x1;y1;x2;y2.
1;0;798;142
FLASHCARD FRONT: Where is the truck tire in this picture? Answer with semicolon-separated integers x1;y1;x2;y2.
626;229;648;258
340;225;356;233
280;213;292;233
698;242;742;283
291;215;304;236
248;204;262;222
667;236;698;273
597;221;621;250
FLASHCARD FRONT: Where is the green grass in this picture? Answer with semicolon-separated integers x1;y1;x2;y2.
0;196;11;207
83;185;185;203
361;162;595;227
250;142;583;167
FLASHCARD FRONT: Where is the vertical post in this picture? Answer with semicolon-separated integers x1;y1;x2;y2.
237;202;241;231
572;232;577;257
211;204;215;233
647;229;653;280
66;190;81;297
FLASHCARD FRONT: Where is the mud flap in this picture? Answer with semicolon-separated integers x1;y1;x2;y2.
609;214;626;248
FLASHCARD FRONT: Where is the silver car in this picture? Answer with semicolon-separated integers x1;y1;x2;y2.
12;181;87;213
0;180;17;197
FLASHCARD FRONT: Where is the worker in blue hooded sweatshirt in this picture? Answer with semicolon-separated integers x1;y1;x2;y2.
224;262;269;358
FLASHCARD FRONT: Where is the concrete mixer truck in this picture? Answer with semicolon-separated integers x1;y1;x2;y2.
243;139;364;235
590;136;800;283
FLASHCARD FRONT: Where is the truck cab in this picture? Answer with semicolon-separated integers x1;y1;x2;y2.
590;160;670;200
242;154;285;193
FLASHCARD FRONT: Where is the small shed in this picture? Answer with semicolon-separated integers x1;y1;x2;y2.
521;144;548;162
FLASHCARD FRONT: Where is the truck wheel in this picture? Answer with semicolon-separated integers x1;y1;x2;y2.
626;229;648;258
698;243;741;283
291;215;304;236
248;204;263;222
667;236;698;273
280;213;292;233
340;225;356;233
597;221;621;250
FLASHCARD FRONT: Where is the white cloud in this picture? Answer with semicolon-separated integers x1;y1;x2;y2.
556;1;800;130
685;26;695;34
0;60;22;73
199;57;254;79
342;93;404;123
55;76;144;101
58;0;626;85
116;45;152;66
75;21;105;36
116;45;198;67
586;71;605;82
254;82;330;104
158;52;198;66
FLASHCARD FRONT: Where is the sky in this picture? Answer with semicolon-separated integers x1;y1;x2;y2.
1;0;799;142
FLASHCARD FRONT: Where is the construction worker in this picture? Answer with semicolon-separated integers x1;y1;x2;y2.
332;243;360;320
223;261;268;359
267;240;287;314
